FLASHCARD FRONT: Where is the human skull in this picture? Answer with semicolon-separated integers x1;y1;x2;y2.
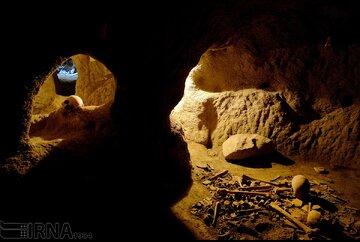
307;210;321;226
62;95;84;111
291;175;310;199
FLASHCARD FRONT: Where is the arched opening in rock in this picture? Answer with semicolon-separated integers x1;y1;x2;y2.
29;54;116;156
53;58;78;96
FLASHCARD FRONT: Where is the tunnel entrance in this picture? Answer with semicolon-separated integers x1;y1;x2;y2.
53;58;78;96
29;54;116;154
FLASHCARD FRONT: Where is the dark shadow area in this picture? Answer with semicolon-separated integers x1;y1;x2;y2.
227;151;295;168
305;194;338;213
316;219;353;240
0;130;195;240
294;193;353;240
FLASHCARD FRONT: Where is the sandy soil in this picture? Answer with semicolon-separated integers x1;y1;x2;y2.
171;142;360;240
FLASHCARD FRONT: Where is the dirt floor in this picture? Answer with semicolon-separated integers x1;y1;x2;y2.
171;142;360;240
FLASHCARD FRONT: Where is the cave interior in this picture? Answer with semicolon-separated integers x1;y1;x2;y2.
0;0;359;240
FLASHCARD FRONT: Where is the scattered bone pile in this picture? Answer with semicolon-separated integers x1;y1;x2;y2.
191;167;360;240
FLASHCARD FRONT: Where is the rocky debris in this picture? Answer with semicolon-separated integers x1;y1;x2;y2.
292;198;303;207
190;168;360;240
313;166;329;174
222;134;274;160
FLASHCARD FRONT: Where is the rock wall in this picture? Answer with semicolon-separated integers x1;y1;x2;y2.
32;74;58;115
72;54;116;106
170;70;297;148
171;39;360;168
283;105;360;168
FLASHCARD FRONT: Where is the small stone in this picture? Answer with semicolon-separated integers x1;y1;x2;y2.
313;166;328;174
202;180;212;185
292;198;303;207
224;200;231;206
312;205;321;210
193;202;203;208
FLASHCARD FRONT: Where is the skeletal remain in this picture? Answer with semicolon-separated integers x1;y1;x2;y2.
291;175;310;199
270;202;319;234
328;193;347;202
307;210;321;226
211;201;220;226
209;170;228;180
218;188;270;197
270;175;281;182
274;187;292;194
62;95;84;111
237;185;273;191
241;174;281;186
237;208;264;214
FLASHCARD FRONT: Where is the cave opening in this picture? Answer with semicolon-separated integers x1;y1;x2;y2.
28;54;116;159
53;58;78;96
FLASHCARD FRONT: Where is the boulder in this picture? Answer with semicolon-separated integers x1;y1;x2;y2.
222;134;274;160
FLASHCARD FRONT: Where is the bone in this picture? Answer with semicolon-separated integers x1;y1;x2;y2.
238;185;273;191
274;187;292;194
270;202;319;234
269;175;281;182
292;175;310;199
328;193;347;202
62;95;84;111
211;201;220;226
240;174;281;186
307;210;321;226
209;170;228;180
218;188;270;197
